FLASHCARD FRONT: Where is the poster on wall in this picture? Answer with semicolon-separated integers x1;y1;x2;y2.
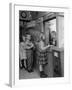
9;3;70;87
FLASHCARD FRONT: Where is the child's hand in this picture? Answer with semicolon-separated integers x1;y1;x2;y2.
48;45;50;48
50;45;53;47
48;45;53;48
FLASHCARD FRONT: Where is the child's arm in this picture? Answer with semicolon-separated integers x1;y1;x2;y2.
40;44;50;51
30;43;34;48
25;43;34;49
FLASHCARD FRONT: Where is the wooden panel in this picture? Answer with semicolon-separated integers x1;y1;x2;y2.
52;50;63;77
44;51;53;77
60;51;64;77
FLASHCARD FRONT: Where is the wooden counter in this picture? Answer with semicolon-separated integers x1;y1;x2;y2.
44;46;64;77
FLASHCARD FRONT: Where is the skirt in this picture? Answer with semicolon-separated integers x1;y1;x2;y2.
36;50;48;65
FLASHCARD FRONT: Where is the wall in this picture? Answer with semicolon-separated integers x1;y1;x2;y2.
28;28;41;42
26;18;43;42
56;15;64;48
48;19;56;32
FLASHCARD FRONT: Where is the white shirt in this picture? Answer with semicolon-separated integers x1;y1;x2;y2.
38;40;50;51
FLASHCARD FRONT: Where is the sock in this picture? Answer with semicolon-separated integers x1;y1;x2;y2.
39;65;43;71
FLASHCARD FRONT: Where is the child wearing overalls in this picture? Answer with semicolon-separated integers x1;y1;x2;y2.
25;34;34;72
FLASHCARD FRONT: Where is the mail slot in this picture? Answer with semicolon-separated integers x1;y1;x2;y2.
52;50;62;77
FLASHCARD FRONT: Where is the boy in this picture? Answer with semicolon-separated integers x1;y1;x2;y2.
25;34;34;72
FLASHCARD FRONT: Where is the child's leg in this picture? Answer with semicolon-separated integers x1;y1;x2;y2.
39;64;48;78
20;59;24;69
39;64;44;77
39;64;43;72
20;60;22;69
22;59;24;67
24;59;27;69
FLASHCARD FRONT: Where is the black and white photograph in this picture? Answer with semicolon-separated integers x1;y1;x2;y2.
8;2;70;87
19;10;64;79
0;0;72;89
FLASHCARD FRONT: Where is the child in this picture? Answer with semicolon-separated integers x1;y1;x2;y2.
50;31;57;46
37;33;50;78
19;35;27;69
25;34;34;72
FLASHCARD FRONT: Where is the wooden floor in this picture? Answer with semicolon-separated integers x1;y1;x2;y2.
19;68;40;79
19;50;64;79
19;52;54;79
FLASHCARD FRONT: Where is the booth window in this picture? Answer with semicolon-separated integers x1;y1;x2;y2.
44;18;57;46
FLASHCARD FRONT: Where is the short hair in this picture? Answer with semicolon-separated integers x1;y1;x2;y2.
51;31;56;35
40;33;45;41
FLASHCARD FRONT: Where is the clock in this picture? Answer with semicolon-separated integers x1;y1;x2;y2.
21;11;27;18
